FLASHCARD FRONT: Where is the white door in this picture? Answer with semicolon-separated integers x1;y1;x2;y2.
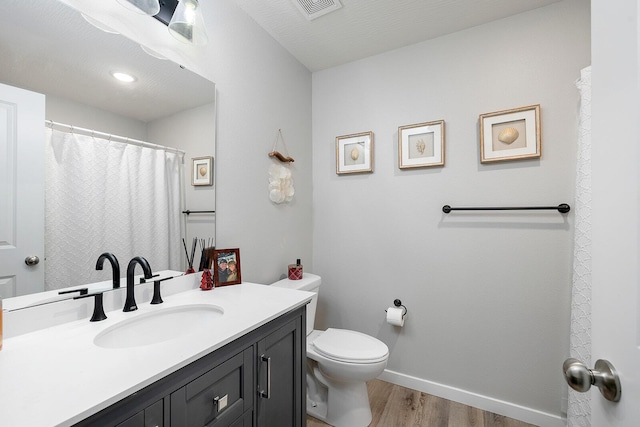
589;0;640;424
0;83;45;297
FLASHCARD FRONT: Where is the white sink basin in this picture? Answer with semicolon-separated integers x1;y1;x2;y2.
94;304;224;349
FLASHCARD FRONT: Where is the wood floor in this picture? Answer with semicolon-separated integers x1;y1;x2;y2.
306;379;538;427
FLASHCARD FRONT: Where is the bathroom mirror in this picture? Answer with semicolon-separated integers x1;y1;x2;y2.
0;0;216;306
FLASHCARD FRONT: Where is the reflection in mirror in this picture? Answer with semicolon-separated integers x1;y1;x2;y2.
0;0;216;308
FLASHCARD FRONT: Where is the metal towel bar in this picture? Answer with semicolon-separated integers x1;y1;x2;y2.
182;210;216;215
442;204;570;214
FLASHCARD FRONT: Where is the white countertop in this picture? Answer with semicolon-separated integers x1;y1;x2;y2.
0;281;312;426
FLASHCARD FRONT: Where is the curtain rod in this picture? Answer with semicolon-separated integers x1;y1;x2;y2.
46;120;186;156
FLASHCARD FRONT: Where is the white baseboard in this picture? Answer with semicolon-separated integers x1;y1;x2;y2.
378;370;565;427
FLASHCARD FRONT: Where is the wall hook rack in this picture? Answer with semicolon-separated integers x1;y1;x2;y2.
442;203;570;214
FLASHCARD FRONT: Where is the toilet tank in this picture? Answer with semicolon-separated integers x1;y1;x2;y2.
271;273;321;335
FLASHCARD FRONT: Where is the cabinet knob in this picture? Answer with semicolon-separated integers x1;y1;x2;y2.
213;394;228;412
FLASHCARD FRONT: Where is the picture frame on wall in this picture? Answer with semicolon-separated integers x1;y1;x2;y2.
191;156;214;186
336;131;374;175
479;104;541;163
213;248;241;287
398;120;445;169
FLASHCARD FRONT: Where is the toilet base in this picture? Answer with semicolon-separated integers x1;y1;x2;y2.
307;367;373;427
307;398;328;423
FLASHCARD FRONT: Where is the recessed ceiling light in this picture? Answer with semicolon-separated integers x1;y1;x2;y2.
110;71;137;83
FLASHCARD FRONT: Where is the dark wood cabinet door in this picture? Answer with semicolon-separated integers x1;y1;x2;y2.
256;317;304;427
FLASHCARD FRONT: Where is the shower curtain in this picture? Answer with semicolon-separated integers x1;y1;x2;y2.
568;66;592;427
44;128;182;290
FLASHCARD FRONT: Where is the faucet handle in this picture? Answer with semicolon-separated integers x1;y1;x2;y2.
59;288;88;296
150;276;174;305
74;292;108;322
140;274;160;284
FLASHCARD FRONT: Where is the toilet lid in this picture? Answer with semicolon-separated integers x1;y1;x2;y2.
312;328;389;363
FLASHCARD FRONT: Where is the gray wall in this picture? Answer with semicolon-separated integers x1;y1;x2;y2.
311;0;590;423
207;1;314;284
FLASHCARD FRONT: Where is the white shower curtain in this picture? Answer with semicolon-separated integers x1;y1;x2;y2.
45;128;182;290
567;66;592;427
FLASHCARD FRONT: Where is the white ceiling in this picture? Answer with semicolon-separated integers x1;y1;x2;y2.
0;0;563;120
232;0;563;72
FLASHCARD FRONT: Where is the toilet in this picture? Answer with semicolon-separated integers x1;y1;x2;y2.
271;273;389;427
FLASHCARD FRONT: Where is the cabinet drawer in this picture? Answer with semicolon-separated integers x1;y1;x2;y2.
171;347;253;427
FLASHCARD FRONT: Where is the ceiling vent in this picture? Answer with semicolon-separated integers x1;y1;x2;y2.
293;0;342;21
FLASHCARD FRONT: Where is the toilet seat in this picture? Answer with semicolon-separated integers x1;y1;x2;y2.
311;328;388;364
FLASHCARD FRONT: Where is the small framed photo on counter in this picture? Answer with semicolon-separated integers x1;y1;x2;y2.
213;248;241;287
192;156;214;186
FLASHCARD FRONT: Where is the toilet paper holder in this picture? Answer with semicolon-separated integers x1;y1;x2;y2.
386;299;407;318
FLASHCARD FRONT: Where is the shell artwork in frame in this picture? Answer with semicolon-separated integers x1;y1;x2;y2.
191;156;214;186
479;104;541;163
336;131;374;175
398;120;445;169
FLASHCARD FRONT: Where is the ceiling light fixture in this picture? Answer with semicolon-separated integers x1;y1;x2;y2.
168;0;208;46
111;71;138;83
116;0;161;16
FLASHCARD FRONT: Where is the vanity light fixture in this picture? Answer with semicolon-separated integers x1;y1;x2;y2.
116;0;161;16
168;0;208;46
117;0;209;46
110;71;137;83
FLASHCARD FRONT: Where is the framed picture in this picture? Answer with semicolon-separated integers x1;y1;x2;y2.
336;131;374;175
398;120;445;169
213;248;241;287
479;104;541;163
192;156;214;186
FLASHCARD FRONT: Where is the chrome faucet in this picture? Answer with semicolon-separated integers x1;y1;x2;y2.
96;252;120;289
124;256;153;312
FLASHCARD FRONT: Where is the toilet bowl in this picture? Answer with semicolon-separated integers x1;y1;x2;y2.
271;274;389;427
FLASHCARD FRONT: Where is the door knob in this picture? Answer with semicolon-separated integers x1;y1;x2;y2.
24;255;40;266
563;358;621;402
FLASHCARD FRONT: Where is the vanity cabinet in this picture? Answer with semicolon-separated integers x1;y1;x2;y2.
74;306;305;427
